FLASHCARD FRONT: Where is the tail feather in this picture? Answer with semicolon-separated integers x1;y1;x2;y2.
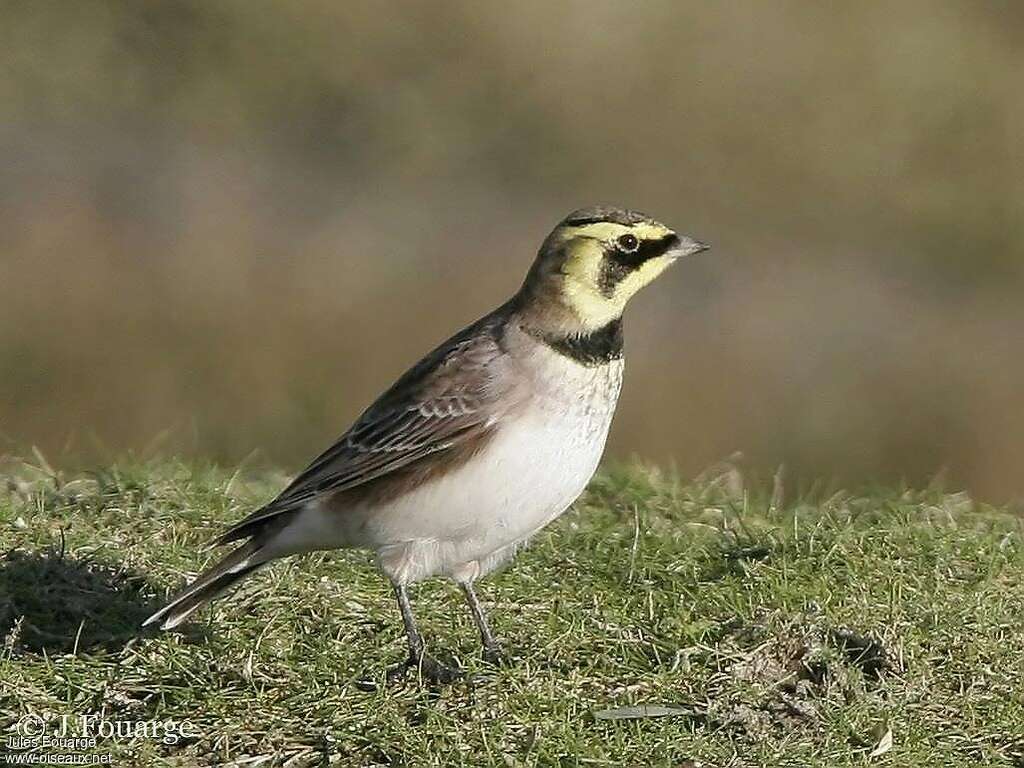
208;506;296;549
144;540;266;630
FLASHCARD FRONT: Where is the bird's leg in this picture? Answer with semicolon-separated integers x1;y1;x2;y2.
395;583;425;660
460;582;504;665
390;584;460;684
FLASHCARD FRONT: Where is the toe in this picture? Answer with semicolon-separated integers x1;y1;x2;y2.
419;655;462;684
482;646;506;666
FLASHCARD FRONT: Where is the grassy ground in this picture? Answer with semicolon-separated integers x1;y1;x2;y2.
1;459;1023;767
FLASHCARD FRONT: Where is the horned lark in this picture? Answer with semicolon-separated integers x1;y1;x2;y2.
145;206;708;681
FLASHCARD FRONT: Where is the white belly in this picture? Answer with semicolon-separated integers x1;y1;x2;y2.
366;402;612;582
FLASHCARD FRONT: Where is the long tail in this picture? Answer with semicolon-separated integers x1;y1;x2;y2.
143;539;268;630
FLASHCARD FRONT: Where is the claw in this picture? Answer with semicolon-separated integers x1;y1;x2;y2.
481;646;506;666
387;653;462;685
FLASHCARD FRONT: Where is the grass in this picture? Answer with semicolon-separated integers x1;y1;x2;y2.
2;459;1023;767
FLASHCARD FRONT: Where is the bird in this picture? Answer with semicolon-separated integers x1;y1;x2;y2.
144;206;708;682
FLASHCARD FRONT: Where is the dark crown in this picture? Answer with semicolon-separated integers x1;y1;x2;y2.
561;206;653;227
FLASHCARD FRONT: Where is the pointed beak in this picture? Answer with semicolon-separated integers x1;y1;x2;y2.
667;234;710;259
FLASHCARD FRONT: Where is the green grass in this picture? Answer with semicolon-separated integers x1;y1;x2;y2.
2;460;1023;767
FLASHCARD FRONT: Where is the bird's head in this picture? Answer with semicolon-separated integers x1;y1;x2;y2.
518;206;709;333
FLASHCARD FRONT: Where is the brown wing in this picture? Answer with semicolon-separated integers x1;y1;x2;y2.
214;308;514;545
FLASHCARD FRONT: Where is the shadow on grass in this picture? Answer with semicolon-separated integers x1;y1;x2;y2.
0;548;186;654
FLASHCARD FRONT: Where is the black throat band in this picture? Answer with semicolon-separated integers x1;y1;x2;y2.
526;319;624;366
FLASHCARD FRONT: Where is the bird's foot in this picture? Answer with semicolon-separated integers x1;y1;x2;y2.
418;653;462;684
481;645;507;666
387;652;462;685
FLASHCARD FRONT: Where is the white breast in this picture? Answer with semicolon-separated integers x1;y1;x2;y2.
355;354;624;584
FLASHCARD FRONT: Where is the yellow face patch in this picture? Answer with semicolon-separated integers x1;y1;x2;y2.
557;221;677;329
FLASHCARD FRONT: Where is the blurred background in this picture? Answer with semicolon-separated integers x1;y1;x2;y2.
2;1;1022;500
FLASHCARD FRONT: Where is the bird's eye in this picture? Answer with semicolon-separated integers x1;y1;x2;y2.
617;234;639;252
